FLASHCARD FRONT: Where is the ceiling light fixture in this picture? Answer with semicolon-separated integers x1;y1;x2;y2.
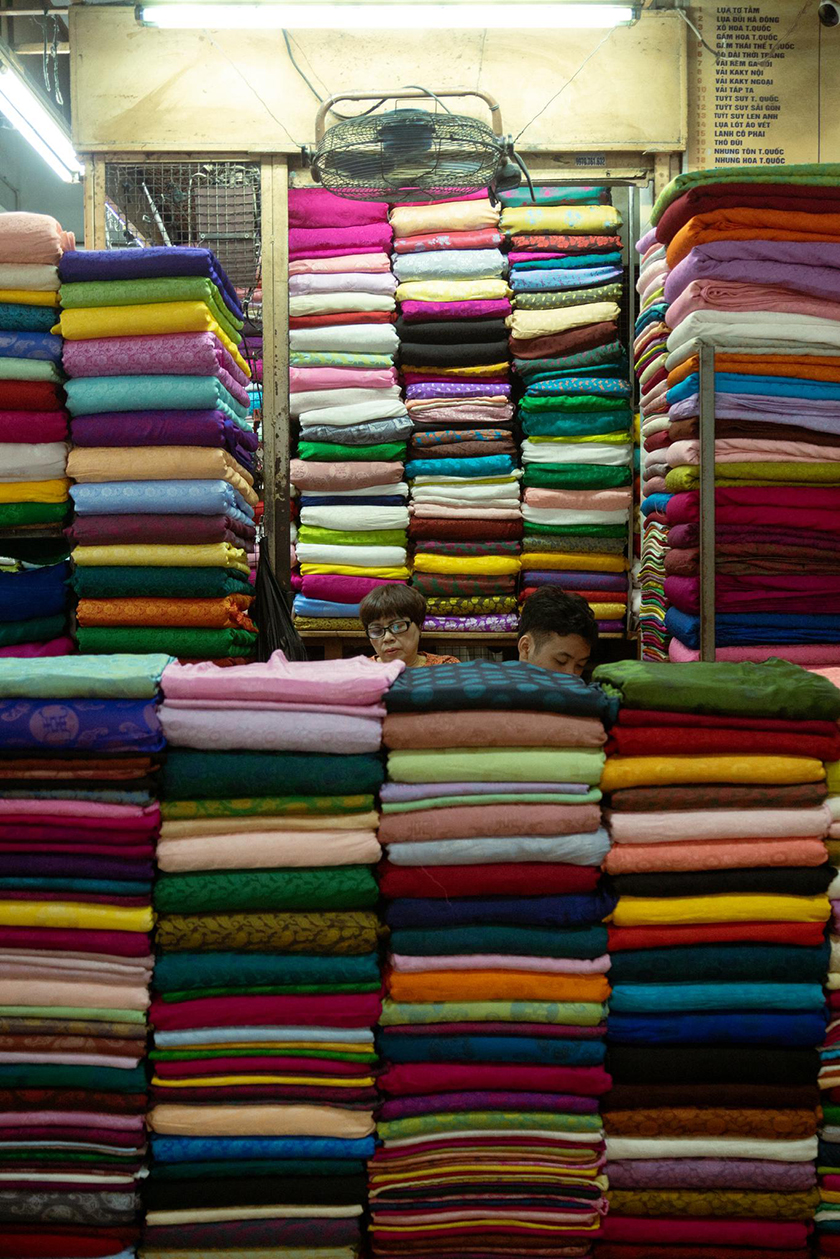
137;3;638;31
0;46;83;182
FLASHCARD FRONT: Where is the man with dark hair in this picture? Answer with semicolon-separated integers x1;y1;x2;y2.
516;588;599;676
358;585;459;668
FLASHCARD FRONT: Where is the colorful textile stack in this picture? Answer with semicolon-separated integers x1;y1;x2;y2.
635;224;673;661
0;212;75;657
390;193;521;634
502;188;631;636
145;651;400;1258
288;189;408;632
649;163;840;665
56;246;258;660
816;667;840;1256
592;657;840;1259
369;659;619;1258
0;652;169;1259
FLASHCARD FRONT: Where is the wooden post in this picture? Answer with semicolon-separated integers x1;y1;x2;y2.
260;155;291;588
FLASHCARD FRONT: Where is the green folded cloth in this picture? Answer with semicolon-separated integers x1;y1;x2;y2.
154;867;379;914
515;341;624;376
72;566;252;599
298;441;406;461
390;924;608;958
378;1110;604;1140
387;746;604;785
162;748;384;800
651;162;840;221
290;351;394;369
523;465;632;489
161;794;375;820
0;358;62;382
383;789;602;812
298;526;406;548
524;521;627;538
520;395;630;414
523;413;632;438
76;626;257;657
153;949;381;993
0;503;67;528
501;185;609;207
515;282;623;310
0;613;66;648
0;1064;146;1090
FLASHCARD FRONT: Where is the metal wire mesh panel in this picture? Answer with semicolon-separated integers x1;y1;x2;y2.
103;159;262;323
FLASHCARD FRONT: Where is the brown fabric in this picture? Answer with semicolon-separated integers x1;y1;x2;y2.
607;782;828;813
0;1034;141;1057
509;321;618;360
0;756;155;780
407;440;516;459
383;709;607;750
669;416;840;446
602;1107;819;1139
379;801;601;844
606;1187;820;1222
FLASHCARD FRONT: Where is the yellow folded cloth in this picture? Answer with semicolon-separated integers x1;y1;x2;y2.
507;302;621;341
395;280;511;303
55;301;248;371
300;564;411;579
66;446;257;506
529;432;630;445
666;462;840;491
390;201;500;238
612;893;831;927
828;762;840;794
601;755;825;792
148;1103;375;1137
501;205;622;235
73;543;250;574
412;554;521;576
0;288;60;307
152;1074;376;1088
0;478;69;503
0;901;153;931
587;603;626;620
521;551;628;573
401;363;510;377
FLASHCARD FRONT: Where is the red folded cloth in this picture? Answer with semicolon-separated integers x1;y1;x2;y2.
378;860;599;899
609;921;828;951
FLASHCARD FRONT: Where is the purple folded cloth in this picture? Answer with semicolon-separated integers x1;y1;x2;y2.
57;246;242;317
70;412;258;465
596;620;624;633
289;223;393;255
423;614;519;632
400;298;512;321
378;1092;602;1119
665;239;840;304
380;782;591;802
1;856;154;881
669;392;840;434
63;332;251;389
407;382;512;399
66;514;256;547
607;1158;816;1190
521;570;628;592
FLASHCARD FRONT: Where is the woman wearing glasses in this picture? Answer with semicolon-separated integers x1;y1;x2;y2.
359;585;459;669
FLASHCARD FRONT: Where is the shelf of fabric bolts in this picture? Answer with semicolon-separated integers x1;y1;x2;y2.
299;629;631;659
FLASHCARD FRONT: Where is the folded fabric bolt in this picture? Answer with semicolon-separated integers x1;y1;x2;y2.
0;442;68;482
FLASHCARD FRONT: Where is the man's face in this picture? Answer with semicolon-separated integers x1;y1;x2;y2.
518;631;592;676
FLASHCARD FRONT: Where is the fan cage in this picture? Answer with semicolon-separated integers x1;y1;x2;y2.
311;109;504;202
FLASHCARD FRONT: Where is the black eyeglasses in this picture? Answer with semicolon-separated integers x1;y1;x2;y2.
367;619;412;640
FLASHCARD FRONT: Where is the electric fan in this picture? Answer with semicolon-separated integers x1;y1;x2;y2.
304;87;531;203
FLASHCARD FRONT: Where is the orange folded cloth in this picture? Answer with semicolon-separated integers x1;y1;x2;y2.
387;969;609;1004
668;352;840;388
667;207;840;268
75;596;255;629
604;837;829;875
378;802;602;844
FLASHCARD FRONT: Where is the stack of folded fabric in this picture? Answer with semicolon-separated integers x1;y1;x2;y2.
369;659;619;1258
649;163;840;664
288;189;409;631
502;189;631;636
0;212;75;656
56;245;258;661
0;211;74;539
591;657;840;1259
816;667;840;1257
635;224;673;661
390;194;521;633
145;651;400;1258
0;652;169;1259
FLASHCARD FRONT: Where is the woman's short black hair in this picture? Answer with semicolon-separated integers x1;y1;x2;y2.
359;584;427;630
518;587;599;652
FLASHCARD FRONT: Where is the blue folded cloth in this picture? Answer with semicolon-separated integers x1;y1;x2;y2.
405;454;516;480
65;375;249;421
70;479;255;522
293;595;361;619
666;605;840;648
150;1136;376;1162
58;246;243;317
0;563;69;622
607;1011;827;1046
386;889;617;929
610;982;827;1014
0;330;63;362
380;1033;605;1065
668;371;840;404
0;697;164;752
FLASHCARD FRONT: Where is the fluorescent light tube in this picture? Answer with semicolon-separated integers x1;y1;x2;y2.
138;4;637;30
0;61;83;182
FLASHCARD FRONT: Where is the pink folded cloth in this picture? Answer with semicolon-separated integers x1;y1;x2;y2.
62;332;250;388
289;365;398;392
288;191;389;229
411;503;522;519
609;806;832;845
0;637;72;658
0;212;75;263
669;639;840;665
668;437;840;466
161;649;403;704
288;271;397;296
289;253;392;275
400;298;512;321
392;953;610;974
289;223;393;255
0;414;68;443
667;278;840;329
524;488;632;510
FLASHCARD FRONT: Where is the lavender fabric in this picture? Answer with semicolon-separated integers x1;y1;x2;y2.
665;239;840;304
380;782;591;801
57;247;243;316
606;1158;816;1190
407;382;512;399
669;392;840;434
66;514;256;546
62;332;250;389
379;1091;601;1119
423;614;519;631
